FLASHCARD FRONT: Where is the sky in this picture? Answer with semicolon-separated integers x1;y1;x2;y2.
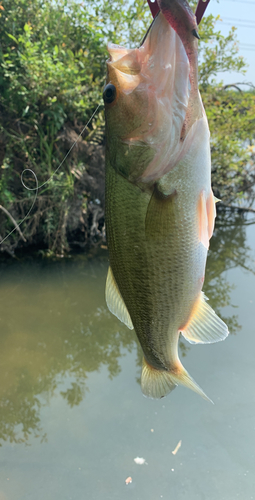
203;0;255;85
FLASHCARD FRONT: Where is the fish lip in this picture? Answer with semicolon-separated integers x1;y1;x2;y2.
107;42;133;63
107;13;188;93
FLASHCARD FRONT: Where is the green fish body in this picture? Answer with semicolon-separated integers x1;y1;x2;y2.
104;11;228;400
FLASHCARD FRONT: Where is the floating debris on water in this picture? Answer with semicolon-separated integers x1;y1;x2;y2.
134;457;147;465
172;440;182;455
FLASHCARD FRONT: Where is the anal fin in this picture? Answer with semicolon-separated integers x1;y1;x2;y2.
105;266;133;330
181;292;229;344
141;358;177;399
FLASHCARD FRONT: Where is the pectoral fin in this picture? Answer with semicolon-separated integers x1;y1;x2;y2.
198;190;209;249
181;292;229;344
198;189;217;249
105;266;133;330
145;185;177;240
207;189;217;240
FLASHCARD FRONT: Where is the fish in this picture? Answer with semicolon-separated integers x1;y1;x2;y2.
103;1;229;401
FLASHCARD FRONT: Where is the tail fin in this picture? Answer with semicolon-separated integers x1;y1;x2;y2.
141;357;213;403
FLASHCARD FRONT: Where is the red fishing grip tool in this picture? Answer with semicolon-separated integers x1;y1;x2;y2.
195;0;210;25
146;0;160;18
146;0;211;25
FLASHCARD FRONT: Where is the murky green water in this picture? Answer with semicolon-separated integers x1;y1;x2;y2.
0;212;254;500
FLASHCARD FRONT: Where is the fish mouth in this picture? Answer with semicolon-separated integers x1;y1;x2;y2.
106;12;205;182
107;12;189;98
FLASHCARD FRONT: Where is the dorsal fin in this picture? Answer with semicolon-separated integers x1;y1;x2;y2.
105;266;133;330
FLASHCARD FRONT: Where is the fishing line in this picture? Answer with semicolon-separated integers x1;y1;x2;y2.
0;169;38;245
24;102;103;192
0;102;102;245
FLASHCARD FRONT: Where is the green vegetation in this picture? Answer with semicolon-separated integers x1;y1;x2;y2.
198;13;255;203
0;0;254;255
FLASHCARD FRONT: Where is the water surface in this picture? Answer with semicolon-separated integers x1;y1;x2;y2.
0;212;254;500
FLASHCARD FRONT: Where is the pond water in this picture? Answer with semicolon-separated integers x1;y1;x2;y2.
0;211;254;500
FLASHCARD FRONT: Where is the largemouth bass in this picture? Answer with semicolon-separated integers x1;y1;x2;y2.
104;4;228;401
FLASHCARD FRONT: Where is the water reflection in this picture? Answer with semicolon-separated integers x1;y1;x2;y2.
0;256;135;446
0;211;254;446
204;210;255;333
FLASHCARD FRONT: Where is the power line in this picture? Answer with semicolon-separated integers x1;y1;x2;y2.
240;44;255;51
224;17;255;24
220;21;255;28
220;0;255;4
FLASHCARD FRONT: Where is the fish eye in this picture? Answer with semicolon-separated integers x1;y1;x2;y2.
103;83;117;104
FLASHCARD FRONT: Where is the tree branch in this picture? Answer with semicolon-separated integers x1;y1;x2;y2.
219;202;255;214
218;81;255;92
